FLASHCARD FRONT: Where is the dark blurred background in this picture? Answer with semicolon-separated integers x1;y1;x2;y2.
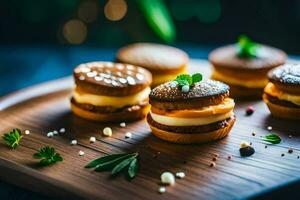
1;0;300;51
1;0;300;95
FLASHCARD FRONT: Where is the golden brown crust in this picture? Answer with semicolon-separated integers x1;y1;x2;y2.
149;80;230;110
148;116;235;144
263;94;300;120
74;62;152;96
71;101;150;122
268;64;300;95
209;44;286;71
116;43;189;74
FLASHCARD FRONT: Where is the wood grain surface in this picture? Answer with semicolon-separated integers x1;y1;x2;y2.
0;59;300;200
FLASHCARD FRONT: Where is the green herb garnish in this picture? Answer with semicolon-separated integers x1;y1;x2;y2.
85;152;139;180
175;73;203;87
261;134;281;144
2;129;23;149
33;146;63;166
237;35;259;58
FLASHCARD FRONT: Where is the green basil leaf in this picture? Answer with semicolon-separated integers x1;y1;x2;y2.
85;153;128;168
95;153;137;172
192;73;203;83
127;158;138;179
111;157;136;176
261;134;281;144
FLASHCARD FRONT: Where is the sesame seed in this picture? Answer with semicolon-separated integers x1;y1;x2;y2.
125;132;132;139
267;126;272;131
47;132;54;138
103;127;112;137
78;150;85;156
53;130;58;135
158;187;166;194
120;122;126;127
59;128;66;133
71;140;77;145
24;130;30;135
90;137;96;143
161;172;175;185
175;172;185;179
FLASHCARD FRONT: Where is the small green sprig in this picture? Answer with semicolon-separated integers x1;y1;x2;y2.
2;129;23;149
33;146;63;166
85;152;139;180
174;73;202;92
237;35;259;58
261;134;281;144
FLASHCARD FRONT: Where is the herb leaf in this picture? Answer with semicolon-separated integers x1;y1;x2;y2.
128;158;138;179
111;156;136;176
237;35;259;58
192;73;202;83
86;152;139;181
33;146;63;166
2;129;23;149
261;134;281;144
175;73;203;87
85;153;127;168
94;153;137;172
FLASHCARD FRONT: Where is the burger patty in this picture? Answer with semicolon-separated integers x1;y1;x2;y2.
71;98;149;113
147;114;236;134
264;94;300;108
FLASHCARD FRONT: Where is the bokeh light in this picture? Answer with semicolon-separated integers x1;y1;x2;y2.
104;0;127;21
63;19;87;44
78;0;99;23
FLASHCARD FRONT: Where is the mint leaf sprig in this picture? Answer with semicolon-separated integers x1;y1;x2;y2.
237;35;259;58
174;73;203;92
33;146;63;166
2;129;23;149
261;134;281;144
85;152;139;180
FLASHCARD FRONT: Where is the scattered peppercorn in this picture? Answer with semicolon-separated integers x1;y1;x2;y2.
246;106;254;116
183;160;187;164
288;149;293;154
252;132;256;136
297;156;299;159
289;135;292;139
227;155;232;160
210;162;216;167
212;153;219;157
212;157;217;161
265;145;268;149
240;146;255;157
250;142;252;145
281;153;285;157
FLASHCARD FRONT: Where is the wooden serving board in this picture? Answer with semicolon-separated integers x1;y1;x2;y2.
1;59;300;200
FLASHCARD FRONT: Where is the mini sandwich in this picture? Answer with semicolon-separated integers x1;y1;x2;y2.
71;62;152;122
209;35;286;98
263;64;300;120
116;43;189;87
147;73;236;144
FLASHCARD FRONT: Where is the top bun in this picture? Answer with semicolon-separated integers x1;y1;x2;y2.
209;45;286;72
149;79;230;110
116;43;189;73
268;63;300;94
73;62;152;96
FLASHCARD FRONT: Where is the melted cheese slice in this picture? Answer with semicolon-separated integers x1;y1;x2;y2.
151;98;235;118
150;111;234;126
212;69;268;88
264;83;300;106
73;87;151;108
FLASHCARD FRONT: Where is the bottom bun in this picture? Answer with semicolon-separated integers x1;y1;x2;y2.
263;94;300;120
148;116;236;144
71;102;150;122
229;84;263;99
